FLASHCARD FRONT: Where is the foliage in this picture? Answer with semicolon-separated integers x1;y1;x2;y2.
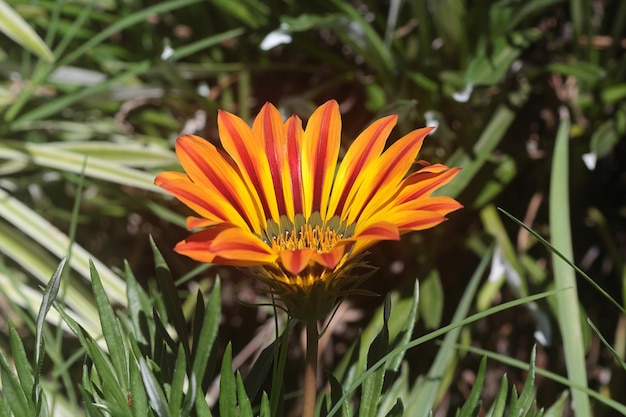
1;0;625;415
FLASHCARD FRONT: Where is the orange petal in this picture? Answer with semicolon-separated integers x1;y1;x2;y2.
301;100;341;220
347;127;432;225
396;166;461;204
218;110;280;222
209;227;277;263
186;216;222;230
387;210;448;231
284;115;305;216
156;175;248;229
353;221;400;241
252;103;297;219
326;114;397;219
280;248;314;275
174;135;264;233
396;196;463;216
311;246;346;270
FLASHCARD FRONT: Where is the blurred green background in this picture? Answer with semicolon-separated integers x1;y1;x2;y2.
1;0;625;415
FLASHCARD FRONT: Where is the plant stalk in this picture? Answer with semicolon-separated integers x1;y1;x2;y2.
303;320;318;417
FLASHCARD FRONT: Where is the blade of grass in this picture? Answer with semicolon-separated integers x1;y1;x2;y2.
549;108;591;416
327;289;561;417
497;208;624;314
405;246;492;417
451;343;626;415
0;0;54;62
0;187;126;306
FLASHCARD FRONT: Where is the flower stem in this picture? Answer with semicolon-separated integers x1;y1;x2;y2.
303;320;318;417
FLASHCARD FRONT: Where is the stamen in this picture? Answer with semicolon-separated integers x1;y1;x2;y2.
271;224;343;253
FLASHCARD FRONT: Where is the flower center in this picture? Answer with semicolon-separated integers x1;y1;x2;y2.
262;212;356;254
271;224;343;253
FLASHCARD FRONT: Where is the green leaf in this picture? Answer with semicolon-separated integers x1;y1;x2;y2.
219;344;237;417
191;279;221;390
387;281;420;373
139;358;172;417
542;391;569;417
259;392;271;417
443;85;530;198
457;357;486;417
325;371;351;417
511;347;537;416
549;112;591;417
405;247;493;417
236;372;254;417
169;348;187;416
485;374;509;417
0;0;54;62
0;343;31;416
547;61;605;84
384;399;404;417
90;260;129;391
8;322;34;409
359;297;390;417
33;256;66;409
419;271;443;329
590;119;621;158
150;237;191;358
129;356;149;417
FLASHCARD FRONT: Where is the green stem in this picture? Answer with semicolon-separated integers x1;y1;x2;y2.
303;321;318;417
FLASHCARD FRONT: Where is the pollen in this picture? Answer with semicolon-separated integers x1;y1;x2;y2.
271;224;343;253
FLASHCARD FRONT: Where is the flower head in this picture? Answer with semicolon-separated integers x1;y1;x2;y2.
156;100;461;320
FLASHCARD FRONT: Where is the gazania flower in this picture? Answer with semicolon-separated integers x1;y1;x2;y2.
156;100;461;320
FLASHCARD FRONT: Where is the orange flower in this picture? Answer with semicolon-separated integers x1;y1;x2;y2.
156;100;462;320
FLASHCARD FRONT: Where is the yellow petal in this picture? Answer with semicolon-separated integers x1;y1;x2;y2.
346;127;432;225
327;114;397;220
219;110;280;223
174;135;264;233
300;100;341;220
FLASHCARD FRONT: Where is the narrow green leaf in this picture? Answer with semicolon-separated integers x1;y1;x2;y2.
0;342;31;416
259;392;271;417
219;344;236;417
384;399;404;417
8;322;34;408
497;208;624;314
485;374;509;417
325;371;351;417
129;356;149;417
191;279;221;388
549;111;591;417
169;348;187;415
90;260;129;391
443;85;530;198
0;0;54;62
11;60;151;129
150;237;191;357
236;372;254;417
360;297;390;417
405;247;493;417
419;271;443;329
512;347;537;415
139;358;172;417
0;186;126;307
195;389;213;417
453;344;626;415
387;280;420;372
457;357;486;417
34;257;65;400
327;289;560;417
587;318;626;369
542;391;569;417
